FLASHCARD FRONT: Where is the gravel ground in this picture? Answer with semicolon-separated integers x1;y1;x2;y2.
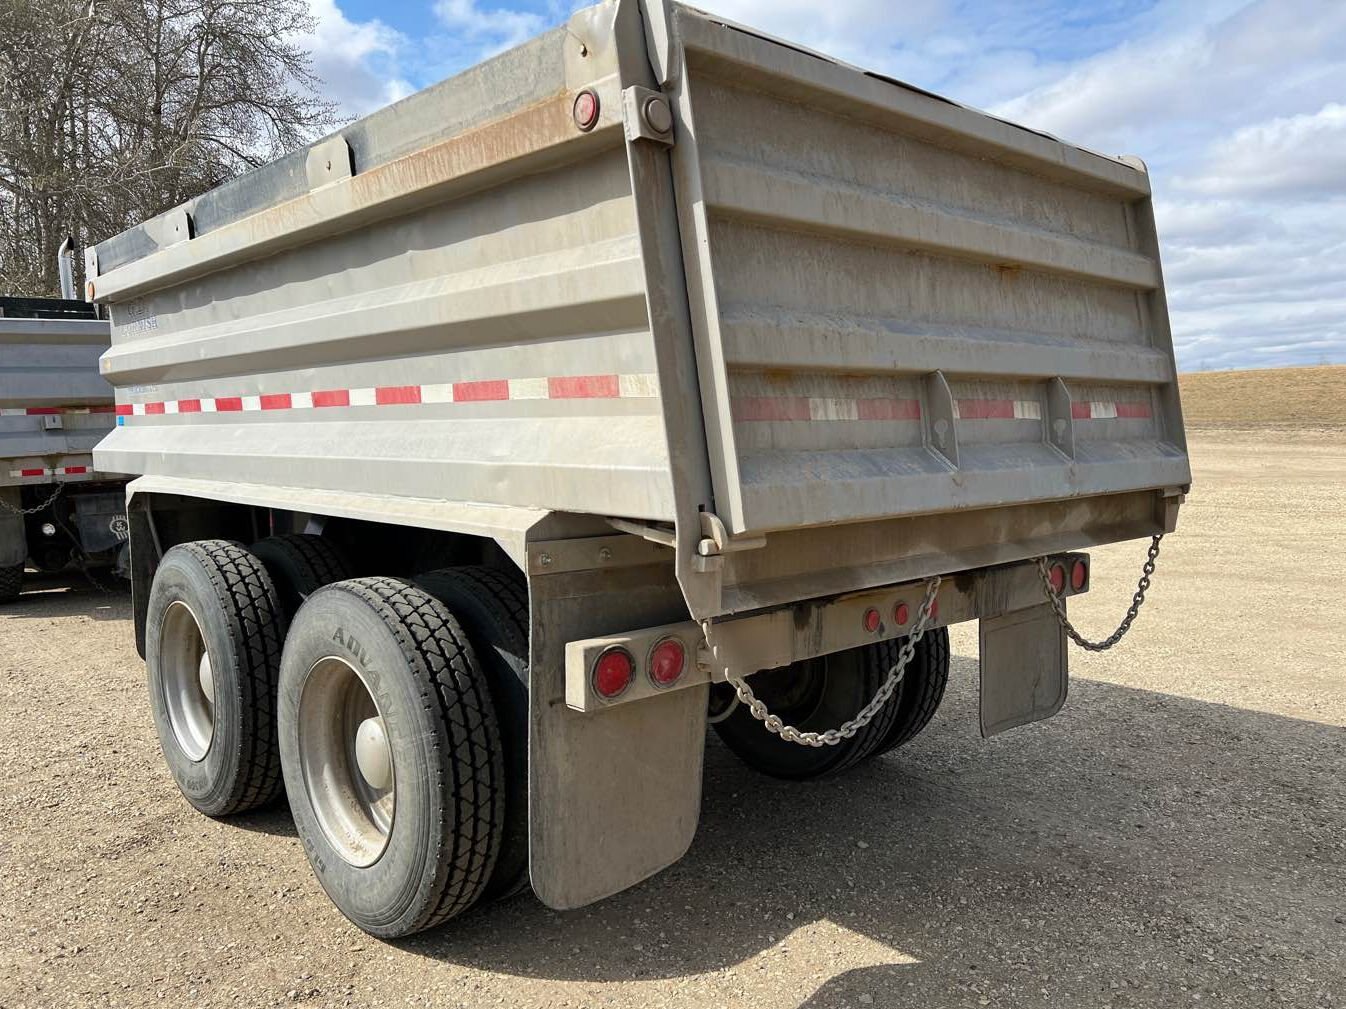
2;428;1343;1009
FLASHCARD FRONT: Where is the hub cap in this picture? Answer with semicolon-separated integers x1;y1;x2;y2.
297;657;395;867
159;601;215;761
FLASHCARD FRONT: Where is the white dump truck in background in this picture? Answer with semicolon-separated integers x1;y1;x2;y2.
0;242;128;600
88;0;1189;937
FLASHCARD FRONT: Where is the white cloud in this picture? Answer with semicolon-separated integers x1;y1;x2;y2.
304;0;413;116
1180;104;1346;200
432;0;547;54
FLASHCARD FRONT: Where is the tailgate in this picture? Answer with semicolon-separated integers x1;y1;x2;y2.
662;5;1190;536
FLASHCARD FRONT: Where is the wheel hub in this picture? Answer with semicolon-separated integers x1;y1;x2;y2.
159;601;215;762
354;717;392;790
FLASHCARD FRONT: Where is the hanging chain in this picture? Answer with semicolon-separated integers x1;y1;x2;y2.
727;575;942;748
0;481;63;516
1037;534;1163;651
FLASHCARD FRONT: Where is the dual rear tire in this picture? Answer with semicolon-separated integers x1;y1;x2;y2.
146;538;526;937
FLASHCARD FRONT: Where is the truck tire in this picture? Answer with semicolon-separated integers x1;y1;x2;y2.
278;577;505;937
712;642;904;780
871;628;951;757
0;564;22;602
250;534;352;617
413;566;529;901
146;540;286;816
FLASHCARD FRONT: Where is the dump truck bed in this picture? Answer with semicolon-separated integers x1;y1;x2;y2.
0;298;117;487
90;0;1189;618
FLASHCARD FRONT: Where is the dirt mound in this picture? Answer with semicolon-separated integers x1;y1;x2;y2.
1178;365;1346;427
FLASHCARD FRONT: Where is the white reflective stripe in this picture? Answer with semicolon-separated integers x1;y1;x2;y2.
619;373;659;398
163;401;179;414
291;391;314;409
131;403;146;416
240;395;261;412
809;397;859;422
200;399;217;413
1090;400;1118;419
420;383;454;403
1013;399;1042;420
349;387;376;407
508;377;549;400
0;408;25;416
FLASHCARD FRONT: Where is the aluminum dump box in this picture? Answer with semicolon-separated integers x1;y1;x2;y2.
89;1;1188;621
0;297;126;596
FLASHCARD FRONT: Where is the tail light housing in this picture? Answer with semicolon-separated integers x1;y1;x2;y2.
1048;562;1067;594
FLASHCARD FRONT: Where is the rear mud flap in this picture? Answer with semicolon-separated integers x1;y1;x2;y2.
978;603;1068;737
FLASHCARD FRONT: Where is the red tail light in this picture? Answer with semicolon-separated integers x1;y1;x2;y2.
1049;563;1066;594
893;602;909;626
593;647;634;699
1071;559;1088;591
648;638;686;687
863;607;881;633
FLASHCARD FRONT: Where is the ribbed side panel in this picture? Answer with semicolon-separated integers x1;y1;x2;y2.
96;146;677;521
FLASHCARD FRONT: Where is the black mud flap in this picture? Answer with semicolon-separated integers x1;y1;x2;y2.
978;602;1068;737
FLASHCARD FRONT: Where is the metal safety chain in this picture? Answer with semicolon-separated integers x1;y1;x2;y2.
727;575;942;748
0;481;63;516
1037;534;1163;651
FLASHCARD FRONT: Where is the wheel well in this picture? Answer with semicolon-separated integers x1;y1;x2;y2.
127;492;520;657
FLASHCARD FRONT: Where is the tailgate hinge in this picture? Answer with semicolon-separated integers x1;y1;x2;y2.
622;85;675;146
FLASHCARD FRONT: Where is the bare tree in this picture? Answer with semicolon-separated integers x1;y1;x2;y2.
0;0;339;297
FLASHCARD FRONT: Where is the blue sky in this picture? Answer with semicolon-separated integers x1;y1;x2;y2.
301;0;1346;372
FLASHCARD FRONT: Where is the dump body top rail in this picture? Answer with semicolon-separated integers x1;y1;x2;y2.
90;0;1188;617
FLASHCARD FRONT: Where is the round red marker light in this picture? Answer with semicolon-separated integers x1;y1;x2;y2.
893;602;910;626
593;647;634;699
1070;559;1088;591
1049;563;1067;594
648;638;686;687
863;607;881;633
573;89;600;130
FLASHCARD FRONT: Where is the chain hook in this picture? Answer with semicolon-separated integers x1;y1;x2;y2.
727;575;942;748
1037;535;1163;651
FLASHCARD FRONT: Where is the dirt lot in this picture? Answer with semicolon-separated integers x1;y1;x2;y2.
1179;365;1346;428
3;428;1343;1009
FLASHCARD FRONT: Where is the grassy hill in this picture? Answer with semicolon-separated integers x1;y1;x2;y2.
1178;365;1346;428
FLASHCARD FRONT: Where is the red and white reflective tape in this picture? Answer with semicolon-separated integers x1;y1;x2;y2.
733;396;922;422
953;399;1043;421
1;405;115;417
115;373;660;418
1072;400;1151;420
9;465;90;478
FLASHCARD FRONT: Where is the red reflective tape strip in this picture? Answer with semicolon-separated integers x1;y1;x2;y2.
1071;402;1092;419
957;398;1015;420
454;379;509;402
855;398;922;421
62;466;88;475
375;385;422;405
26;407;61;415
548;374;620;399
260;393;292;411
732;396;812;422
88;405;115;414
177;399;202;413
115;404;133;416
214;397;244;412
144;401;166;415
19;468;46;477
1115;401;1152;419
312;389;350;408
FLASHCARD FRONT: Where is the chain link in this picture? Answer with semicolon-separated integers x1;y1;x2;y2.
727;576;942;748
0;481;63;516
1036;534;1162;651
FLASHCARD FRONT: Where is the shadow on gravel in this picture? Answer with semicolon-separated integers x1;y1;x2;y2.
405;656;1346;1006
1;569;131;620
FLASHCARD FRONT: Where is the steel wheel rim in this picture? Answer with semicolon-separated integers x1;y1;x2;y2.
159;600;215;762
297;656;395;867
